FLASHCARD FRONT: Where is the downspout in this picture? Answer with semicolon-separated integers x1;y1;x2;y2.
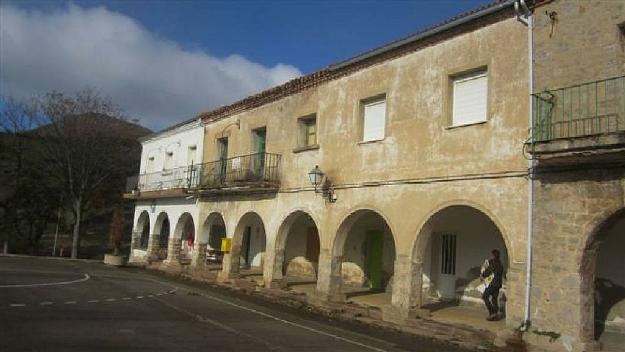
515;0;534;332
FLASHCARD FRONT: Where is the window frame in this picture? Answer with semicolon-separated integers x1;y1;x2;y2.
297;113;318;149
449;68;489;128
360;94;387;143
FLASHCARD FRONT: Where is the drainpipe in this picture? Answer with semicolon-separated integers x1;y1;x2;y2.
515;0;533;332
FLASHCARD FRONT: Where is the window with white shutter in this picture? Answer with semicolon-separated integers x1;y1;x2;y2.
452;71;488;126
362;97;386;142
163;151;174;170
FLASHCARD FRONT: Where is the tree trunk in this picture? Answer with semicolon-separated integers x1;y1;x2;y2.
71;200;81;259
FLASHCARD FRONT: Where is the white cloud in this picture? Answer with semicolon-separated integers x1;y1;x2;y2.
0;4;302;130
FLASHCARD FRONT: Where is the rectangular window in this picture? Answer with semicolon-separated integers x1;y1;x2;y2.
362;96;386;142
452;70;488;126
440;234;457;275
298;114;317;147
146;157;155;173
163;151;174;170
186;145;197;166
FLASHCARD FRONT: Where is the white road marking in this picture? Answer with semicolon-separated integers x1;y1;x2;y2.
151;284;389;352
105;298;116;302
88;300;99;303
40;302;53;306
10;303;25;307
0;273;90;288
148;295;153;298
136;296;143;299
206;295;388;351
64;301;76;304
122;297;131;300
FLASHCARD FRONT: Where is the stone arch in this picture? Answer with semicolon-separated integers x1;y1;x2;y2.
412;200;515;265
579;207;625;346
272;210;321;283
411;203;510;312
153;212;170;260
229;211;267;272
136;211;150;249
174;212;195;260
331;208;397;292
198;212;227;266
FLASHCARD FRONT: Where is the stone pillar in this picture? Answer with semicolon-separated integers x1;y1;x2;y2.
313;249;345;302
146;233;160;261
190;243;207;268
130;231;141;252
382;255;429;323
218;242;241;282
165;238;182;264
264;247;286;288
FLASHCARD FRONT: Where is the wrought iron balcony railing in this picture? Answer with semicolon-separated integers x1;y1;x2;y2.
198;152;281;190
531;75;625;142
126;165;201;193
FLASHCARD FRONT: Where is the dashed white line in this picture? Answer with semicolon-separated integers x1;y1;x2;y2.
105;298;116;302
122;297;131;301
10;303;25;307
64;301;76;305
88;299;99;303
40;302;53;306
136;296;143;299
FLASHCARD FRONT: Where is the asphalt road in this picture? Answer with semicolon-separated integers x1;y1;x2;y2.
0;256;470;352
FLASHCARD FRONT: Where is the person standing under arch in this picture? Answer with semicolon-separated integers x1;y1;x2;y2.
481;249;504;321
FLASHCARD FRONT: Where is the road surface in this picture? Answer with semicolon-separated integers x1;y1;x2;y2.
0;256;470;352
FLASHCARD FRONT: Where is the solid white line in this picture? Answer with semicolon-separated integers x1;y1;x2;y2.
10;303;25;307
184;289;388;352
0;274;90;288
64;301;76;305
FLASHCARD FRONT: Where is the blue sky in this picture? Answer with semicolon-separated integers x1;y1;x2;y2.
1;0;491;129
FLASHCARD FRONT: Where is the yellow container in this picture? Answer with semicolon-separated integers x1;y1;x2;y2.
221;238;232;253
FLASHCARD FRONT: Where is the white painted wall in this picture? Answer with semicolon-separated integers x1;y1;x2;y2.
132;198;199;239
423;206;508;303
139;120;205;174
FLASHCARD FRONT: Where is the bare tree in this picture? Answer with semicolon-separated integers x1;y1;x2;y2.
35;89;134;259
0;96;56;254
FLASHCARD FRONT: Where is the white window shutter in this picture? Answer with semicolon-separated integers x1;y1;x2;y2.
363;99;386;141
452;73;488;126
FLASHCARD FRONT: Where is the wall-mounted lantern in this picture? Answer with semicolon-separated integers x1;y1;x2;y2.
308;165;337;203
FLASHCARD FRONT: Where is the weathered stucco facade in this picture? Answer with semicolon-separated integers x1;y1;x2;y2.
126;1;625;351
528;1;625;351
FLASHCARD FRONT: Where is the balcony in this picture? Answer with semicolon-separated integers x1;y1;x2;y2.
528;76;625;166
196;152;281;196
123;165;200;199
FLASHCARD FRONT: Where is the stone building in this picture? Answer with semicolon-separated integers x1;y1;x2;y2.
125;0;624;351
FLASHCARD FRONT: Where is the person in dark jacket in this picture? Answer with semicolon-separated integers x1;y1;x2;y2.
481;249;504;321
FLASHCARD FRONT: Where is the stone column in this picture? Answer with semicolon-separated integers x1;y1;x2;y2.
218;242;241;282
190;243;207;268
313;249;345;302
130;231;141;252
382;255;428;324
146;233;160;261
264;247;286;288
165;238;182;264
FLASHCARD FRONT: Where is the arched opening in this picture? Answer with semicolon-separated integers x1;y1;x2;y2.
276;211;320;288
136;211;150;249
232;212;266;273
174;213;195;262
582;208;625;349
201;212;227;267
155;212;170;260
334;210;396;303
415;205;509;327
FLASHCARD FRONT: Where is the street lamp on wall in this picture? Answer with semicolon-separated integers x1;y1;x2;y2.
308;165;337;203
